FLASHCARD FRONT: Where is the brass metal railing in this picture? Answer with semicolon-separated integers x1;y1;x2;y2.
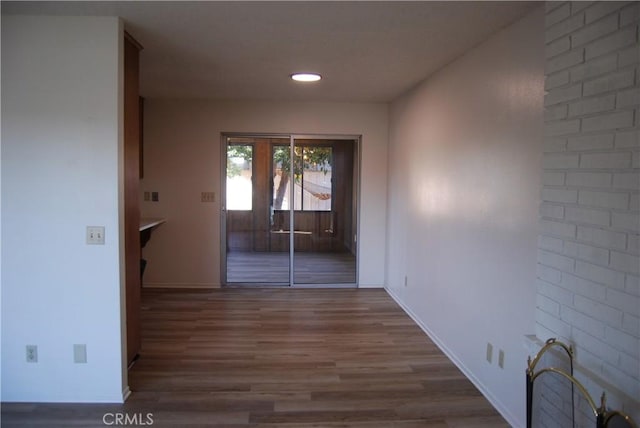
526;338;637;428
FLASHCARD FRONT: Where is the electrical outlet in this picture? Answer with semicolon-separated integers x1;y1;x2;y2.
86;226;105;245
151;191;159;202
486;343;493;363
26;345;38;363
74;344;87;363
404;276;408;287
201;191;215;203
144;191;150;201
498;349;505;368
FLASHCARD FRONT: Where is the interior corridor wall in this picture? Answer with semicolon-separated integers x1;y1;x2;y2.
385;8;544;426
140;101;388;288
1;15;126;402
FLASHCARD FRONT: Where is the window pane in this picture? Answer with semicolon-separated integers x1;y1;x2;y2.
273;145;331;212
227;145;252;210
272;146;301;211
302;147;331;211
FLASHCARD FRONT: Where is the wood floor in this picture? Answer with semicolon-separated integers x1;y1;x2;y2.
1;289;508;427
226;252;356;284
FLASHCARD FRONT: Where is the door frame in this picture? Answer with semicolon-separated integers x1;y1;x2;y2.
220;132;361;288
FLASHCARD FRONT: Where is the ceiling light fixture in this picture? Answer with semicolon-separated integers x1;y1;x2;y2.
291;73;322;82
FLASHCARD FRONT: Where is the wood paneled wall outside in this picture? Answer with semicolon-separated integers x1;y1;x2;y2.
252;139;274;252
270;211;333;252
124;33;142;365
1;289;508;427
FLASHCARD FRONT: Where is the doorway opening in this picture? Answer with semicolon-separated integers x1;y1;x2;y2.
221;134;359;287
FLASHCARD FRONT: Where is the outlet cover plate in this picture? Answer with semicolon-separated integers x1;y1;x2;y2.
201;191;215;203
74;344;87;363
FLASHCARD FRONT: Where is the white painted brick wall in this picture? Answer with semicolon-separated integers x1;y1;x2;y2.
546;71;571;91
570;53;617;81
568;93;615;116
577;225;627;249
627;273;640;291
568;133;615;150
615;130;640;148
579;151;632;168
565;205;611;226
543;153;580;168
623;312;639;335
612;211;640;230
612;172;640;189
540;202;566;219
538;1;639;418
542;187;578;203
566;171;612;187
582;69;635;96
585;26;637;60
546;37;571;58
578;189;629;209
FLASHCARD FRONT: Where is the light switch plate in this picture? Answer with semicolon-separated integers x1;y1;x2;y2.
26;345;38;363
86;226;105;245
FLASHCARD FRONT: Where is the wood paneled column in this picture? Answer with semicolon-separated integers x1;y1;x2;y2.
124;32;142;366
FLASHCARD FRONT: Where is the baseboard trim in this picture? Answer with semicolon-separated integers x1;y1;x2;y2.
357;283;384;289
384;286;520;427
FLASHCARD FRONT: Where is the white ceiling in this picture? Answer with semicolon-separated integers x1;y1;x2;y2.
2;1;537;102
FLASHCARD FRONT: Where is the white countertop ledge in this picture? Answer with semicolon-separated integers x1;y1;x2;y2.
139;218;166;231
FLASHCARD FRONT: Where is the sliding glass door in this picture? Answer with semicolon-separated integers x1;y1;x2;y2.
223;134;358;286
225;138;290;284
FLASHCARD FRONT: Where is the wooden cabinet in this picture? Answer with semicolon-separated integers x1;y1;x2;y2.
124;32;142;366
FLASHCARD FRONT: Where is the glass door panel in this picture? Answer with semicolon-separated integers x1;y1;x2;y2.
225;138;289;284
268;143;292;282
293;139;357;285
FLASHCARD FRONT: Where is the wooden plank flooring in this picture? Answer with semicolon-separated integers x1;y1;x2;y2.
1;289;508;427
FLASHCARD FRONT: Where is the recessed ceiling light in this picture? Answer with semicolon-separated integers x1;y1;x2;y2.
291;73;322;82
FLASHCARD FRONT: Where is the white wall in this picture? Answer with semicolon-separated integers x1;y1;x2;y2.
140;100;388;288
386;8;544;427
534;1;639;419
1;16;126;402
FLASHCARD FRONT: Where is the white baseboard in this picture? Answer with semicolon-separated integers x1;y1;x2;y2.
384;286;521;427
357;283;384;288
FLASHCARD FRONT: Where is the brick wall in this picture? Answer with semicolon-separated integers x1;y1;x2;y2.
537;0;639;417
